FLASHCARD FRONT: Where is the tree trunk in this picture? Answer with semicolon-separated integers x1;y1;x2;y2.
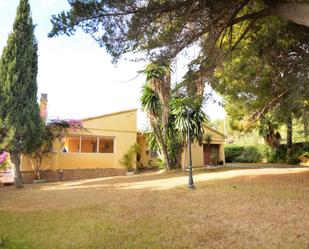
175;146;183;170
148;68;172;170
286;114;293;160
270;3;309;28
151;120;172;170
10;152;23;188
304;112;308;141
151;76;171;128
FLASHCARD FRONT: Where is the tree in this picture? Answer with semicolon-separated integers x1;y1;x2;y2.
141;63;173;169
48;0;309;98
141;62;207;170
0;0;44;188
210;17;309;152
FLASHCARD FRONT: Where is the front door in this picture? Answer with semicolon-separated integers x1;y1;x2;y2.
203;144;219;165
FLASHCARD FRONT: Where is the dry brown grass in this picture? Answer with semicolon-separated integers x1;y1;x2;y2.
0;167;309;249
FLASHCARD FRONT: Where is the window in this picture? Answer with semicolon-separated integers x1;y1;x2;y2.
64;136;80;153
99;138;114;153
63;136;114;153
81;137;97;153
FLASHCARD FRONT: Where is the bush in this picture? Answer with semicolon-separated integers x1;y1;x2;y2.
120;143;141;172
266;145;286;163
225;145;266;163
225;142;309;165
267;142;309;164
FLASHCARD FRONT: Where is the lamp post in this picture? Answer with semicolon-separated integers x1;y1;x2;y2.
187;108;195;189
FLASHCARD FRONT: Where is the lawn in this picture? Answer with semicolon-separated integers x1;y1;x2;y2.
0;167;309;249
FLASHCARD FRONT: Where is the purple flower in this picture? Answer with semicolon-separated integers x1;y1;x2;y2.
0;152;8;165
67;119;83;127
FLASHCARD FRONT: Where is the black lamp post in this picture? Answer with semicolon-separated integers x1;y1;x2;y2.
187;108;195;189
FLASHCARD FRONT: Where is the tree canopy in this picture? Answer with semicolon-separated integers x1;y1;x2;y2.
49;0;309;96
210;17;309;149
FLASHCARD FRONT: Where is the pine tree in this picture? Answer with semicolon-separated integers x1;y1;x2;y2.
0;0;44;188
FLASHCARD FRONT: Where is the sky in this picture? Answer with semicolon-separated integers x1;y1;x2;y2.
0;0;225;129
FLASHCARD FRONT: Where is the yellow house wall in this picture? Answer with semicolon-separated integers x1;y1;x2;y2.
190;142;204;166
21;110;137;172
138;134;160;168
182;141;225;167
83;110;136;132
21;152;59;172
181;126;226;168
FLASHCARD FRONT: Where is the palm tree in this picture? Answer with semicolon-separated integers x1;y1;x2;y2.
141;63;207;170
141;82;173;169
170;96;208;169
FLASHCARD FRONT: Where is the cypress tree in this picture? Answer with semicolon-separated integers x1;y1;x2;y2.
0;0;44;188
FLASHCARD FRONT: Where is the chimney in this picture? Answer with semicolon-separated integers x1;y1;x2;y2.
40;93;48;120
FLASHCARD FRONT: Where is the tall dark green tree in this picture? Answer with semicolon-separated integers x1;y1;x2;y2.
0;0;44;188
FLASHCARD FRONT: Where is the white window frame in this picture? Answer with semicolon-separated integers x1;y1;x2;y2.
64;136;115;154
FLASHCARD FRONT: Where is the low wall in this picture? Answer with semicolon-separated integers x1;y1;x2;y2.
21;168;126;184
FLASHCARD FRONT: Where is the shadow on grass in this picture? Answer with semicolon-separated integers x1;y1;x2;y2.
37;167;309;191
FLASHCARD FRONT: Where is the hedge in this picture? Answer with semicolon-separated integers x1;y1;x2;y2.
225;145;268;163
225;142;309;164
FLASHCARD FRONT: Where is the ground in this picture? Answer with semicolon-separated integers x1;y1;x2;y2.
1;166;309;249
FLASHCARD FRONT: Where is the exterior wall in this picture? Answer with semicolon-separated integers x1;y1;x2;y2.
181;126;225;168
191;142;204;166
20;109;137;181
21;168;126;184
137;134;160;168
182;141;225;167
219;143;225;164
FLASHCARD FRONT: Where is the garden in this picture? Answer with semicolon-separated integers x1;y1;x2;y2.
1;167;309;249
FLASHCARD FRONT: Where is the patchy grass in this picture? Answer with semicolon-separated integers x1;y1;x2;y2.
0;168;309;249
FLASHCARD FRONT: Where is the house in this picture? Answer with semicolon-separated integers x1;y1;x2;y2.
20;94;225;183
21;94;138;183
138;126;225;169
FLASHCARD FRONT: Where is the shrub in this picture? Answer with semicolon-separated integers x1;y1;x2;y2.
266;145;286;163
120;143;141;172
225;145;266;163
210;148;220;165
225;142;309;165
267;142;309;164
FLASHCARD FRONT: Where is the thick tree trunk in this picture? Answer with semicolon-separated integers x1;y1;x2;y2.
286;114;293;160
151;75;171;128
151;120;172;170
270;3;309;28
10;152;23;188
148;69;172;170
